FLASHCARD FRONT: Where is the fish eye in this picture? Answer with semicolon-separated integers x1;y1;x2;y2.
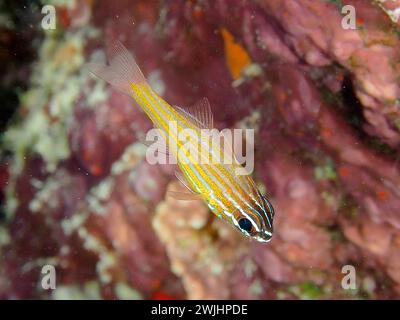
238;217;253;233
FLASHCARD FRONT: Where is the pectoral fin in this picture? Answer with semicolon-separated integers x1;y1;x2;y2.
167;191;203;201
167;170;202;201
175;171;195;192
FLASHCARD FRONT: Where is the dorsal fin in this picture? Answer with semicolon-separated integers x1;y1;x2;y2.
174;97;213;129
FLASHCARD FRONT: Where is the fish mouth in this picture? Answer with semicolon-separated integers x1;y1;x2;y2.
255;230;273;243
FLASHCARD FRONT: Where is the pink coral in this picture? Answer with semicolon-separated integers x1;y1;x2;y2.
1;0;400;299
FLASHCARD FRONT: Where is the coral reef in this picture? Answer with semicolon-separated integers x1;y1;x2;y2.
1;0;400;299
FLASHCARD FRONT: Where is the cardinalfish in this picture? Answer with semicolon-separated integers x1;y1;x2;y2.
87;41;274;242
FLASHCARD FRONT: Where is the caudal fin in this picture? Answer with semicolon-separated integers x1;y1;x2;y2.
85;40;146;95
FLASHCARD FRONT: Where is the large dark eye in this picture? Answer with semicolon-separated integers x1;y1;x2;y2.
238;218;253;233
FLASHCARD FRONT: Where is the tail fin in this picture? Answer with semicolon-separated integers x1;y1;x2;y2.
86;40;146;95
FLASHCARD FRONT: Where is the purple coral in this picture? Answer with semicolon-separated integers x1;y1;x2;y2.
1;0;400;299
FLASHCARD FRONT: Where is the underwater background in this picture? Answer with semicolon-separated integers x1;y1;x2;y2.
1;0;400;299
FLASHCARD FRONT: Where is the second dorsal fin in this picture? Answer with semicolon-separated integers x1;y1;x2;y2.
174;97;213;129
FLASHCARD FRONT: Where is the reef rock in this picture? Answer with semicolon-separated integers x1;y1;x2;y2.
1;0;400;299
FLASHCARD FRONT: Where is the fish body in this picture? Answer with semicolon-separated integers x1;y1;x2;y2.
87;41;274;242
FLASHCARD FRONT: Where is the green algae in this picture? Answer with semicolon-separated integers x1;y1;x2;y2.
288;281;324;300
115;282;142;300
314;160;337;181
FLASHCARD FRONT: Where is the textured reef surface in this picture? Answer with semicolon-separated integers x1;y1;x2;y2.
1;0;400;299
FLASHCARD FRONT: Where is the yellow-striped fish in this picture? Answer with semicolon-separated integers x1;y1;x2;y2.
87;41;274;242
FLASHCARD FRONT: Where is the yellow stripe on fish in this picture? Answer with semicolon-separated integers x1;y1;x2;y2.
86;40;274;243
